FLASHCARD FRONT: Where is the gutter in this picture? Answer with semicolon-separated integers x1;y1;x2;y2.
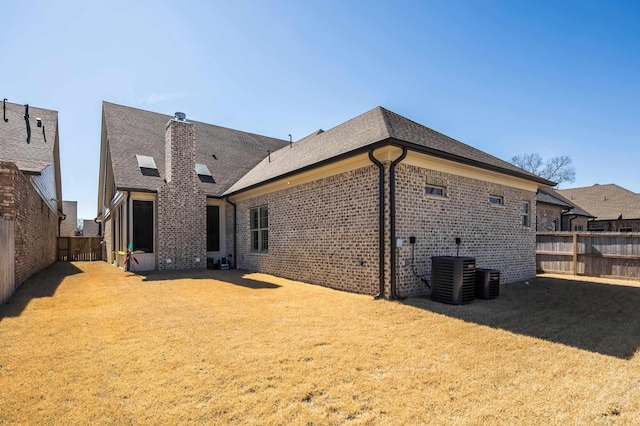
389;147;408;300
368;150;385;299
223;138;555;198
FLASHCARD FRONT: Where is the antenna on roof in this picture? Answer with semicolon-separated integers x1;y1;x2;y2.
267;150;272;163
289;134;292;148
24;104;31;144
3;98;7;122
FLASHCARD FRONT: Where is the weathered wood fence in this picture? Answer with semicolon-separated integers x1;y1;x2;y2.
57;237;103;261
0;219;16;304
537;232;640;280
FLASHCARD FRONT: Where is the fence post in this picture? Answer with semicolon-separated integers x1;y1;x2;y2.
572;233;578;275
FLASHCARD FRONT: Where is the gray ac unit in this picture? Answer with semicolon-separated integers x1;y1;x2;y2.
430;256;476;305
475;268;500;299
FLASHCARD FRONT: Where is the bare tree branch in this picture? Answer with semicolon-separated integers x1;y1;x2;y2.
511;153;576;187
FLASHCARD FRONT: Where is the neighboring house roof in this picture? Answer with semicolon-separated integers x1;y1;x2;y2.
537;187;595;218
0;100;58;174
557;184;640;221
225;106;554;195
82;219;99;236
1;99;63;216
102;102;290;197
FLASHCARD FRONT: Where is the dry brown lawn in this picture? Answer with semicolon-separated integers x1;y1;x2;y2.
1;262;640;425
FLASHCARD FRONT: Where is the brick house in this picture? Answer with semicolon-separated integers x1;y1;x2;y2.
60;200;78;236
0;100;65;303
536;187;594;231
97;102;554;298
558;184;640;232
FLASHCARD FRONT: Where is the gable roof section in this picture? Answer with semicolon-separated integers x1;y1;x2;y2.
0;100;58;174
102;102;290;197
225;106;554;195
537;187;594;217
557;184;640;221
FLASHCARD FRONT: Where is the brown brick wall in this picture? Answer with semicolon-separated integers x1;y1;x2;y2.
0;161;57;288
537;204;563;231
394;164;537;296
157;119;206;270
235;160;538;298
236;164;380;295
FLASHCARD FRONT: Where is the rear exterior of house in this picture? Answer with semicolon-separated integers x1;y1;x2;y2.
98;102;553;299
0;100;64;303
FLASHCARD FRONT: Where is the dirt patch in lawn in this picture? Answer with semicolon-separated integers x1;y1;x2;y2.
1;263;639;424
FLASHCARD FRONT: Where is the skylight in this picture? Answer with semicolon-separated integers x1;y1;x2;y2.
196;163;215;183
136;155;159;177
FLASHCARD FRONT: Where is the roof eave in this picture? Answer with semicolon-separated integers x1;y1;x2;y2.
225;137;554;197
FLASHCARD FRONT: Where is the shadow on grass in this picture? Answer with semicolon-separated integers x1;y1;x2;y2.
403;276;640;359
0;261;83;319
136;268;281;290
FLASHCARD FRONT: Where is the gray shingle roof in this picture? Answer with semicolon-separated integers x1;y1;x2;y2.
103;102;290;197
0;100;58;173
537;187;595;217
557;184;640;220
225;106;553;195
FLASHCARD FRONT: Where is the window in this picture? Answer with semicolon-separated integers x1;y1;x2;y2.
521;202;530;227
207;205;220;251
574;225;584;231
133;200;154;253
250;206;268;252
425;185;446;197
489;195;504;206
551;219;558;231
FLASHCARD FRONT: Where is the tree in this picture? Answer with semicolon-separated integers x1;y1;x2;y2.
511;153;576;187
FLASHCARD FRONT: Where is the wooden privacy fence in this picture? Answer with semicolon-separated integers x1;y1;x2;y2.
58;237;103;261
0;219;16;304
537;232;640;280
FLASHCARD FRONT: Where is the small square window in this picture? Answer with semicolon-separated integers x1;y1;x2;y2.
489;195;504;206
426;185;446;197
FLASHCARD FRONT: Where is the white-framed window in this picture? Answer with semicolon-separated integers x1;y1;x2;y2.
250;206;268;253
574;225;584;231
489;195;504;206
521;202;530;227
551;219;558;231
425;185;446;197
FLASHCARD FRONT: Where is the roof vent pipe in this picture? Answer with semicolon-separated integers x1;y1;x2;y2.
174;112;186;121
289;134;292;148
24;104;31;144
3;98;7;122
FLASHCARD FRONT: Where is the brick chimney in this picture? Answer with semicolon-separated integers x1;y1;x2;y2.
157;112;207;270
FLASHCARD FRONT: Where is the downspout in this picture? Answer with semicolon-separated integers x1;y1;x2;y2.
389;147;407;300
226;197;237;269
560;208;571;231
368;150;385;299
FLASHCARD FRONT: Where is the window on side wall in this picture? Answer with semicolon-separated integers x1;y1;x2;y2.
207;205;220;252
250;206;268;253
574;225;584;231
425;185;446;197
133;200;154;253
521;202;530;227
489;195;504;206
551;219;558;231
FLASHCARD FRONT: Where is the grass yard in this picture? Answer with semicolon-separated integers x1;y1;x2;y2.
1;262;639;424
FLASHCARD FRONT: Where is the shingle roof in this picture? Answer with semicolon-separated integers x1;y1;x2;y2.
537;187;595;217
225;106;553;194
557;184;640;221
0;100;58;173
103;102;290;197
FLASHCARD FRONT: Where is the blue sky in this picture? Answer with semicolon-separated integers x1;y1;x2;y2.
3;0;639;221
